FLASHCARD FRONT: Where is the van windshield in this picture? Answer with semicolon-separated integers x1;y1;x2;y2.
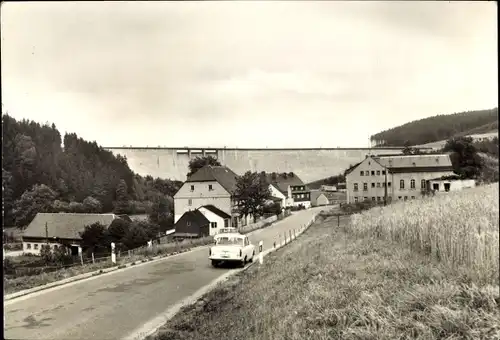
216;237;244;245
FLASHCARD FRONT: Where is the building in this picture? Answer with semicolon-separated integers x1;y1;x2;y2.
310;190;330;207
265;172;311;208
268;182;291;208
198;205;232;236
173;165;250;228
21;213;119;256
320;185;337;192
345;154;454;203
426;177;476;194
173;210;210;239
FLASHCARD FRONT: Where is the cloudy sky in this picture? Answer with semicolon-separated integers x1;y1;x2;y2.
1;1;497;148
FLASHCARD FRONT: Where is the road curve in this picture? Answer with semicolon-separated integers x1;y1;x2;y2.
4;208;323;340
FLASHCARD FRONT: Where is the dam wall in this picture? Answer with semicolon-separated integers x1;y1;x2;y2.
104;147;411;184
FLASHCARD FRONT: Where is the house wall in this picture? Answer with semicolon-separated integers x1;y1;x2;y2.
198;207;229;236
269;184;287;207
346;157;454;203
315;194;330;206
22;238;80;256
174;180;232;223
428;179;476;193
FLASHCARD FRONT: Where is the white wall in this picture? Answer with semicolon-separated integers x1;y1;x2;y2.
268;184;286;207
428;179;476;193
22;241;80;256
174;180;231;223
198;207;229;236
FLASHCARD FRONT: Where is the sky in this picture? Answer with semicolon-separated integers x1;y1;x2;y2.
1;1;497;148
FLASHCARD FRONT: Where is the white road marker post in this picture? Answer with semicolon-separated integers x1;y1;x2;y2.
92;252;95;264
111;242;116;265
259;241;263;264
79;247;84;266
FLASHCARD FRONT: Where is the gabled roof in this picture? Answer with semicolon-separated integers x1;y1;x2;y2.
22;213;117;240
265;172;305;195
310;191;328;202
175;210;210;227
199;205;231;219
186;165;239;194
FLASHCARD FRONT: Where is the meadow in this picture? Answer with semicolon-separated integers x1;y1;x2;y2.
148;184;500;340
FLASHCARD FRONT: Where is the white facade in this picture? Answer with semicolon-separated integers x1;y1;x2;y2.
174;180;232;223
198;207;230;236
268;184;287;207
427;179;476;193
22;240;81;256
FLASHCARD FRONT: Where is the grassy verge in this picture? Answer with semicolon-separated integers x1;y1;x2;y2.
3;214;289;295
147;189;499;340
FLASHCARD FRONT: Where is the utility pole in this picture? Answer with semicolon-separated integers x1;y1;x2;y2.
45;222;49;245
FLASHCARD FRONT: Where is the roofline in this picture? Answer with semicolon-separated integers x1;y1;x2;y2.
104;146;432;151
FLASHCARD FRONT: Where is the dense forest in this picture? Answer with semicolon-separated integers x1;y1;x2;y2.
2;114;182;229
370;108;498;146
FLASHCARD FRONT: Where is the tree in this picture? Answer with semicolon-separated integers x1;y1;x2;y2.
149;195;174;232
442;136;483;179
68;201;85;213
187;156;221;177
107;218;131;246
13;184;58;227
114;180;130;214
234;171;271;223
83;196;103;213
79;222;110;255
122;222;149;250
3;169;15;226
52;200;70;212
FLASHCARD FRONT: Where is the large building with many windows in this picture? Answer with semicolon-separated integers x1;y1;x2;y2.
345;154;454;204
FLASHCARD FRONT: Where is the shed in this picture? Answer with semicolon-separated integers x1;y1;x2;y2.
173;210;210;238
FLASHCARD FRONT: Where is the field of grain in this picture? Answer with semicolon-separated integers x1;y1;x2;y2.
348;184;499;283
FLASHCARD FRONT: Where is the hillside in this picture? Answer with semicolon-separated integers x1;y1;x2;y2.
2;114;182;229
371;108;498;146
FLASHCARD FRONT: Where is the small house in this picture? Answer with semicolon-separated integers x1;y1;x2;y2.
310;191;330;207
173;210;210;239
198;205;232;236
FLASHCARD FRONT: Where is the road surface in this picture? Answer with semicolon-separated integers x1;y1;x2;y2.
4;208;323;340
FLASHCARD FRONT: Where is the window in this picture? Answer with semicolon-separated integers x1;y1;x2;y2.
190;185;194;191
34;244;39;250
27;243;31;249
372;197;376;201
360;171;364;176
421;179;426;189
188;199;192;206
208;184;213;191
382;170;386;175
410;179;415;189
398;196;402;200
354;197;358;202
371;183;375;188
411;196;415;199
363;183;368;191
53;245;58;249
353;183;358;191
377;183;381;188
224;219;229;228
404;196;408;201
187;221;191;226
376;170;380;175
371;171;375;175
382;182;386;187
377;197;381;201
400;180;405;189
364;197;368;201
388;182;392;187
210;222;217;229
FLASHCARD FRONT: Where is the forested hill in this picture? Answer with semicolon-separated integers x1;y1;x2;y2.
2;114;182;228
370;108;498;147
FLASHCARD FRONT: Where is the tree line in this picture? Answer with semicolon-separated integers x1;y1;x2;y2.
370;108;498;146
2;114;182;231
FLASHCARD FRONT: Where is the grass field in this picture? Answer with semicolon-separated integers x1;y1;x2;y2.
147;185;499;340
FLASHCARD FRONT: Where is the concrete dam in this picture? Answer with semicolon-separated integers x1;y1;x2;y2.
104;147;414;183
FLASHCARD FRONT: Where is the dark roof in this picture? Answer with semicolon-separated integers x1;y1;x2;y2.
265;172;305;195
186;165;239;194
22;213;117;240
344;161;364;175
175;210;210;227
200;205;231;219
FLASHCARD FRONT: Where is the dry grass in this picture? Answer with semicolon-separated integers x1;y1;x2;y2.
147;192;499;340
348;184;499;284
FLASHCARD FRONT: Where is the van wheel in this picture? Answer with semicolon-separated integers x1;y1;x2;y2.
211;260;219;268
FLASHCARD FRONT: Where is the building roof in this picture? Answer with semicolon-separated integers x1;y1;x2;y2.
345;154;453;175
22;213;117;240
199;205;231;219
186;165;239;194
310;191;329;202
175;210;210;227
265;172;305;195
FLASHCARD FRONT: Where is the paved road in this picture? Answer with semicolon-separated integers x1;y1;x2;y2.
4;208;324;340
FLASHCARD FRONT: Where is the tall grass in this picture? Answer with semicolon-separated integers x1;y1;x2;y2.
347;184;499;283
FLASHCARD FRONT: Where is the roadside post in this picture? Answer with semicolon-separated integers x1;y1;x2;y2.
78;247;84;266
92;252;95;264
111;242;116;264
259;241;263;264
289;229;292;241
